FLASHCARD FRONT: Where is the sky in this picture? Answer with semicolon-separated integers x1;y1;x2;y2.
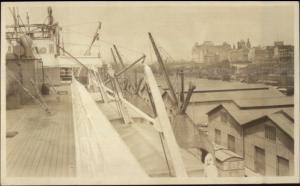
4;2;297;63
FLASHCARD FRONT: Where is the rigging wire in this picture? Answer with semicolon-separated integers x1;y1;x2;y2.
150;42;178;88
159;132;172;177
60;21;100;28
17;14;28;34
62;29;145;55
62;29;92;38
64;39;145;56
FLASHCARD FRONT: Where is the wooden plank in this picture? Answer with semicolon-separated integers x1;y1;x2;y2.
71;79;148;178
6;109;43;176
6;86;75;177
19;116;51;177
144;65;188;177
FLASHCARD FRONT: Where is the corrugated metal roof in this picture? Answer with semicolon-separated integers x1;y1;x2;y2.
221;103;286;124
234;96;294;108
207;103;294;138
155;76;268;91
189;88;284;103
282;107;294;119
186;103;219;125
214;144;243;162
268;112;294;138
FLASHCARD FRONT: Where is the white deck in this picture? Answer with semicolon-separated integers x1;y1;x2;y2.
6;85;75;177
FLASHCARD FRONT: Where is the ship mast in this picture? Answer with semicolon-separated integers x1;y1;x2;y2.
148;32;178;106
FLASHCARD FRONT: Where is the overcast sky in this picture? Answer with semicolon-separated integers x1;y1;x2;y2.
4;2;297;63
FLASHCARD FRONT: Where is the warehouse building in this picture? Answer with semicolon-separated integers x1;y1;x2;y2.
206;97;294;176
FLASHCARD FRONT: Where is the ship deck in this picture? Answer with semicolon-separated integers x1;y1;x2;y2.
98;100;204;177
6;82;204;177
6;85;75;177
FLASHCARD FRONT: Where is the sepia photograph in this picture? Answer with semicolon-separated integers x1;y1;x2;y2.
1;1;299;185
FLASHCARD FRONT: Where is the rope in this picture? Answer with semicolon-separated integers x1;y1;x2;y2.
7;71;51;114
17;15;28;33
159;46;176;63
61;31;92;38
159;132;172;176
110;76;124;119
173;71;179;95
30;79;52;114
60;21;100;28
62;29;144;55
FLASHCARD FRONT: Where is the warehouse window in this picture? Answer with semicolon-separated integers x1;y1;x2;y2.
255;146;265;175
265;125;276;141
215;129;221;145
277;156;289;176
228;134;236;152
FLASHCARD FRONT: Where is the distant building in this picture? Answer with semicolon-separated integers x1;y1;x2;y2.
248;41;293;64
248;46;275;63
229;39;251;63
273;42;294;63
192;41;232;64
206;98;294;176
229;48;250;63
274;41;284;46
239;41;294;86
237;39;247;49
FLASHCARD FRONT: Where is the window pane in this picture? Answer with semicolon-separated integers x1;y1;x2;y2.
265;125;276;141
277;156;289;176
228;134;235;152
255;146;265;175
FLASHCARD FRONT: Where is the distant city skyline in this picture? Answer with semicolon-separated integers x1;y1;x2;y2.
4;2;297;62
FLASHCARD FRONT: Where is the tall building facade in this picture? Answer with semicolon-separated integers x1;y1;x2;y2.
192;41;232;63
229;39;251;63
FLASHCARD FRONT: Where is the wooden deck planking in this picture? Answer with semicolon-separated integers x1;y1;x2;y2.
31;115;56;177
6;85;75;177
6;109;41;176
17;123;47;177
27;120;53;177
71;80;147;178
6;107;36;157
